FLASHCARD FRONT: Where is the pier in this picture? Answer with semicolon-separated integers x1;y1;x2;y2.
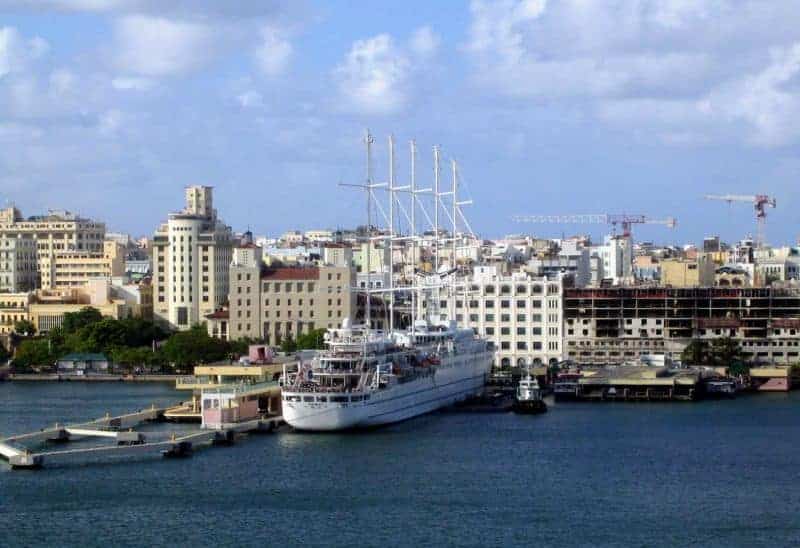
0;404;283;470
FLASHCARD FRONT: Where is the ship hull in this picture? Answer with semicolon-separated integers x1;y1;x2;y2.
283;350;493;431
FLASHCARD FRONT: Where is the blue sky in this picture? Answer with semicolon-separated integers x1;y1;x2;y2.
2;1;800;247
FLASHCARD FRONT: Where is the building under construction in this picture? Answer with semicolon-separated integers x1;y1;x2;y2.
563;287;800;365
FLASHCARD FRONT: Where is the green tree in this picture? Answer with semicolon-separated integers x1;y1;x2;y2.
0;344;10;364
61;307;103;334
13;319;36;336
296;328;327;350
709;337;742;367
280;336;298;353
13;339;54;370
161;324;229;372
681;339;710;365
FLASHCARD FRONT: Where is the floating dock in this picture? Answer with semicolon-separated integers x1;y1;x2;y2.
0;404;283;470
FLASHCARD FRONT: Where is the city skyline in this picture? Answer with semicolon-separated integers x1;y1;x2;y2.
2;2;800;244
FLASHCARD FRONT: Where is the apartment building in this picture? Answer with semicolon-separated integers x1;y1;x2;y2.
39;240;125;289
440;266;564;368
226;265;356;343
0;293;33;335
563;287;800;366
0;235;37;292
152;186;234;330
0;207;105;289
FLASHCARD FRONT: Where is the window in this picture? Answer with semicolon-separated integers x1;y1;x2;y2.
516;327;526;335
516;314;526;322
501;327;510;335
485;314;495;322
500;300;510;308
516;300;526;308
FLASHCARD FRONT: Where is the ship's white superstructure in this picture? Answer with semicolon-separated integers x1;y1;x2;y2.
282;131;493;431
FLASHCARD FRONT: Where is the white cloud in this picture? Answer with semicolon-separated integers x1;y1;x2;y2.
466;0;800;147
111;76;155;91
253;25;292;77
333;27;443;114
113;15;216;77
706;44;800;147
409;26;440;58
0;26;48;78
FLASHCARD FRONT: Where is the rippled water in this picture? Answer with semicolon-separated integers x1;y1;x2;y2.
2;381;800;547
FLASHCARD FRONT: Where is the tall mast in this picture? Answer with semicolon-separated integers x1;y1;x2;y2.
433;145;441;321
410;140;417;327
364;130;373;332
388;134;395;332
451;159;458;317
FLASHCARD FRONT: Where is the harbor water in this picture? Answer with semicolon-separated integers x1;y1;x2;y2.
2;382;800;547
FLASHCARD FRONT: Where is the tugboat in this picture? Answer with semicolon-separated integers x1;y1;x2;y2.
512;370;547;414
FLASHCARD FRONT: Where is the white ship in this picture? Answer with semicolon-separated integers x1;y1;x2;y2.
281;318;493;430
281;131;493;431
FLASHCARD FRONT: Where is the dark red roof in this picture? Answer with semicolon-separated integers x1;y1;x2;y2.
261;267;320;281
206;310;229;319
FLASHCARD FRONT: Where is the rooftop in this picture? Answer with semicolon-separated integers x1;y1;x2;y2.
261;267;320;280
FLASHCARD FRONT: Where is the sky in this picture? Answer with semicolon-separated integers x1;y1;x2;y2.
2;1;800;247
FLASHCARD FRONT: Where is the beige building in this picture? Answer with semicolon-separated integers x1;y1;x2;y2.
0;235;37;292
661;256;715;287
0;293;33;335
0;207;105;290
152;186;234;330
40;240;125;289
225;265;356;343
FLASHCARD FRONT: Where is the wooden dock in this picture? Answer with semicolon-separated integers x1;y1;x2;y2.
0;404;283;470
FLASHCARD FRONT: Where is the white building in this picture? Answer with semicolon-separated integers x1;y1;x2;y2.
592;234;632;285
441;265;564;369
152;186;234;330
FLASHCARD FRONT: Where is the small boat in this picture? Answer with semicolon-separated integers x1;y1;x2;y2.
703;379;737;399
512;371;547;414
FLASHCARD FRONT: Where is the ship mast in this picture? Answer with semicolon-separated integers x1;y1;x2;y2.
388;135;395;332
364;130;373;334
410;139;417;328
433;145;441;322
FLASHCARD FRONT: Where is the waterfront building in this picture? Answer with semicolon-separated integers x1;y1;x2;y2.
0;206;105;289
225;265;357;343
440;265;564;369
563;286;800;366
152;186;234;330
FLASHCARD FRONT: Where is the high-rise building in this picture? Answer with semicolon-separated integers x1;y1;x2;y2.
152;186;234;330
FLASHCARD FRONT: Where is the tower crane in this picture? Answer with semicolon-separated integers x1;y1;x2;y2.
704;194;776;248
511;213;677;238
